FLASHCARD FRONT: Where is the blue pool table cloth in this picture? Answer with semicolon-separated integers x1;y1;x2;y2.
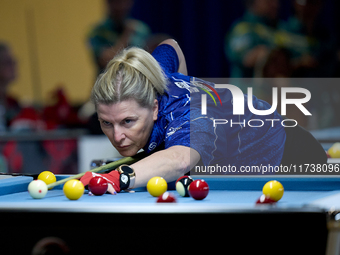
1;176;340;213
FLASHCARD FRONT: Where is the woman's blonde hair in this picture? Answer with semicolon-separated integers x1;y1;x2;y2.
91;47;167;108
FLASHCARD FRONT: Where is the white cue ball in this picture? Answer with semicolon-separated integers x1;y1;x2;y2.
28;180;48;199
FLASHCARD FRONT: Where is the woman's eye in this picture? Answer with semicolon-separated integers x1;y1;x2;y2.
123;119;135;125
101;121;112;126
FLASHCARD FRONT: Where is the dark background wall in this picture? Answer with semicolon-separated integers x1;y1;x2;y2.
131;0;339;78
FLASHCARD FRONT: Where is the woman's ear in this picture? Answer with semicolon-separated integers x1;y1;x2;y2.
152;99;159;121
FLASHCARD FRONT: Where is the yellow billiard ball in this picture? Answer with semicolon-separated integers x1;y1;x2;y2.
38;171;56;189
147;176;167;197
63;179;84;200
328;142;340;158
262;180;284;202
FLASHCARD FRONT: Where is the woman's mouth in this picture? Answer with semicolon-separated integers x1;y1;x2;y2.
118;145;130;149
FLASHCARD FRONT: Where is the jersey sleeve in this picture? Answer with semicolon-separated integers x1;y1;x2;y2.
164;108;216;167
163;109;190;149
188;109;217;166
152;44;179;75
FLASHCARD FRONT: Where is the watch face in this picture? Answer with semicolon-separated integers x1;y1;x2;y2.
121;165;133;174
121;174;129;184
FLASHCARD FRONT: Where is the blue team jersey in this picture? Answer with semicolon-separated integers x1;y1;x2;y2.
144;44;286;169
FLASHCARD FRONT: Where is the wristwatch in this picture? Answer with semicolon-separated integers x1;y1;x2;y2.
117;165;136;190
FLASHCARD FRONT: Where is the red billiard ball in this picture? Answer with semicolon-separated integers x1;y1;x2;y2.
156;192;177;203
188;179;209;200
176;176;194;197
255;194;276;205
88;176;108;196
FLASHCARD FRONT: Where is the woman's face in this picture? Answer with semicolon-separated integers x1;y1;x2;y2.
97;99;158;157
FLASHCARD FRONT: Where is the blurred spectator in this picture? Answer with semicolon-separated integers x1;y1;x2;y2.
42;87;84;130
254;48;309;128
10;87;84;132
10;107;45;132
225;0;280;79
0;42;21;132
278;0;338;77
254;47;293;78
276;0;339;128
87;0;151;74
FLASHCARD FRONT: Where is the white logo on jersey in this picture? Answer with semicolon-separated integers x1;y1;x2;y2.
148;142;157;151
166;127;182;138
174;81;190;92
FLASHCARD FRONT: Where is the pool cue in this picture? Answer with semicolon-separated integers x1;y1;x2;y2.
47;152;147;189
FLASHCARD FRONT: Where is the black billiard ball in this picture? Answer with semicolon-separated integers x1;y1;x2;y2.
175;176;194;197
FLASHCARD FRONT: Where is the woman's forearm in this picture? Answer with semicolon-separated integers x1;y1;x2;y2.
130;146;200;188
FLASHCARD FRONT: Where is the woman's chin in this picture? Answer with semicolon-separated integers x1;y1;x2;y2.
118;148;139;157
